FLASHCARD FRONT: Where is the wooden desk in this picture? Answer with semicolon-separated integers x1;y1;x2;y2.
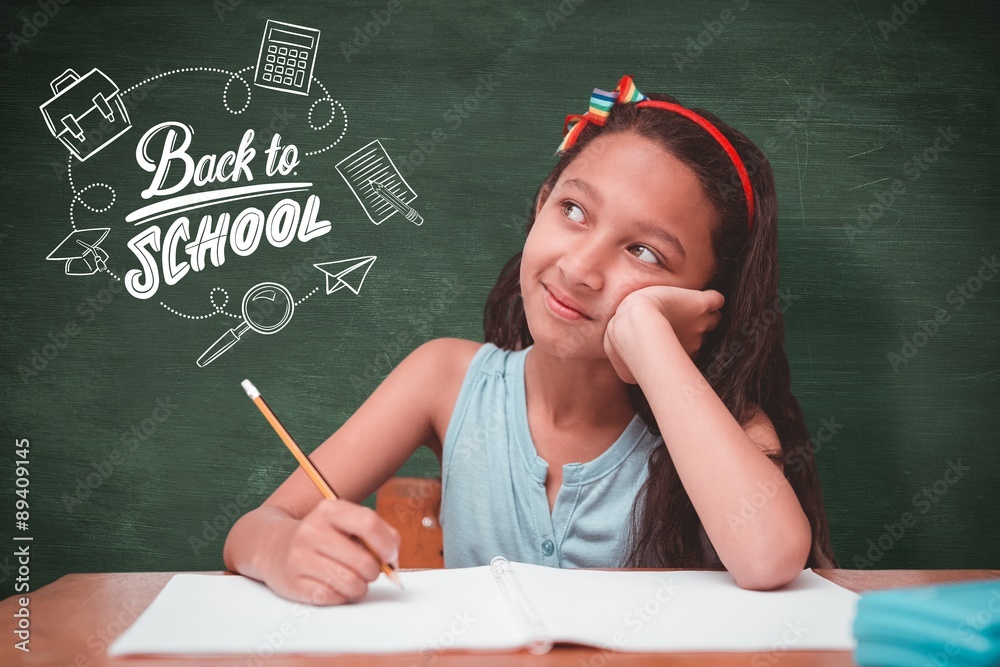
3;569;998;666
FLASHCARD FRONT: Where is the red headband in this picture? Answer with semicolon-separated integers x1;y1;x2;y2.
558;75;755;232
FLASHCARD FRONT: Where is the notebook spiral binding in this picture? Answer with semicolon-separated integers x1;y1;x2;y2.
489;556;554;655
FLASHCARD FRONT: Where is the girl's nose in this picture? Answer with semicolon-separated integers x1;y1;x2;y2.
556;235;605;290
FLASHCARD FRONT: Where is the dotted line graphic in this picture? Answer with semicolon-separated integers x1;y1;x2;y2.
304;77;347;156
314;78;333;99
73;183;116;212
308;97;336;130
160;303;216;321
160;287;241;320
294;285;320;306
223;66;254;114
66;156;116;229
122;66;252;115
103;267;122;282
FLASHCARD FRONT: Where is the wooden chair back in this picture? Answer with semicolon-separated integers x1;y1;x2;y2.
374;477;444;568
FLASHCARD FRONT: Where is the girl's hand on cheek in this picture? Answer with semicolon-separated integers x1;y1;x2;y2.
603;285;725;383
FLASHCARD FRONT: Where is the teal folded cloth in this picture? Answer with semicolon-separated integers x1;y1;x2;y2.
853;579;1000;667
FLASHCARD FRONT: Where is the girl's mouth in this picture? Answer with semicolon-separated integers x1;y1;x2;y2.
543;285;592;321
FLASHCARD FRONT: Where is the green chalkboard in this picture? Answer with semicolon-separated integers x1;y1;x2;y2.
1;0;998;599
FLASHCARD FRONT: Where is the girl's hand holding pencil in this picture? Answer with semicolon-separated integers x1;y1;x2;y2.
603;285;725;384
256;497;401;606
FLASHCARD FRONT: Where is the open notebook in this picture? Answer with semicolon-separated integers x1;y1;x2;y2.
109;557;860;656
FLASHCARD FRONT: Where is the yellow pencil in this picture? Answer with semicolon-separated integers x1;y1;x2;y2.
241;379;404;590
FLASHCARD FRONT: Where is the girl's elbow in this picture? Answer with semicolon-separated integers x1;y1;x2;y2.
733;527;812;591
733;561;802;591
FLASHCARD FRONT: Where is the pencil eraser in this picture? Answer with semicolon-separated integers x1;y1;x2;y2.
241;379;259;399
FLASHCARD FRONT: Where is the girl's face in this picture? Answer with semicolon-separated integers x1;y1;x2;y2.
520;131;720;359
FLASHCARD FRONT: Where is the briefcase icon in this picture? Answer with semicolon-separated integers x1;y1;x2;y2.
39;68;131;162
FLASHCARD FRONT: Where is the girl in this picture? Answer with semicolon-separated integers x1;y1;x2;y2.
223;75;837;605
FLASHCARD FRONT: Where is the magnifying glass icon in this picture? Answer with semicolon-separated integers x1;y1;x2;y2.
196;282;296;367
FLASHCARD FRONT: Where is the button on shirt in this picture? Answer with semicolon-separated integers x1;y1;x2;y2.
440;343;663;568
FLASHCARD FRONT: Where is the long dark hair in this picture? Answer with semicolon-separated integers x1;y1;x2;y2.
482;91;837;569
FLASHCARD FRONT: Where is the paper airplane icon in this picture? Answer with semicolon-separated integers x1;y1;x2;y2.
314;256;376;295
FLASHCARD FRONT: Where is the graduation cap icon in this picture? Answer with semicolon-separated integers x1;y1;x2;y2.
47;228;110;276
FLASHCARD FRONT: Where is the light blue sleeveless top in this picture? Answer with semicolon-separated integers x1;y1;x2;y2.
439;343;663;568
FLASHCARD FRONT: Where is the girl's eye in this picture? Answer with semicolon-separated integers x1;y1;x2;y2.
561;201;585;223
629;244;663;266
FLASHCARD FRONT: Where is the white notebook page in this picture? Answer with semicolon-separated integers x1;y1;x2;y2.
511;564;859;652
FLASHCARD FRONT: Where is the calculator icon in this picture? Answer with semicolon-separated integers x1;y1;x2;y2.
254;20;321;96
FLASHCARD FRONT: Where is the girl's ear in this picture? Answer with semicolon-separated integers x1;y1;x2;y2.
534;183;553;220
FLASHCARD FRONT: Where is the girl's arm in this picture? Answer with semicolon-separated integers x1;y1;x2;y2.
608;297;812;591
223;337;481;603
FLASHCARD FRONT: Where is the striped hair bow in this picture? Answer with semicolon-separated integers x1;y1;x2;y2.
556;74;756;231
556;75;647;153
